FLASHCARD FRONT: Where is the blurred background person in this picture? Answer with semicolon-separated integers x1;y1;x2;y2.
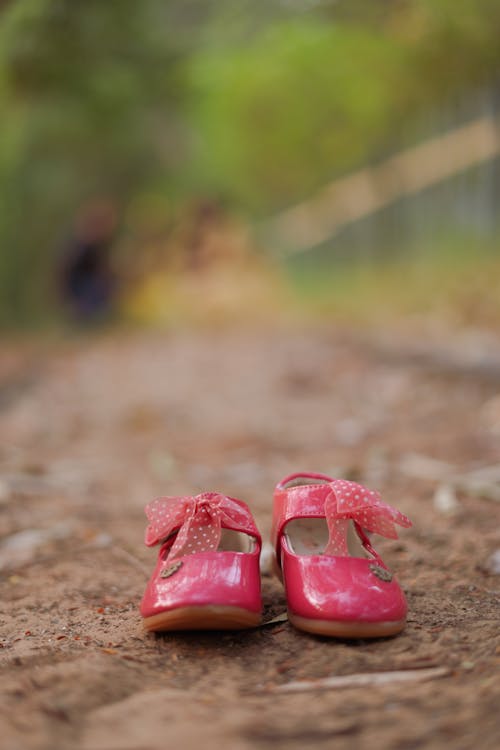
58;200;118;323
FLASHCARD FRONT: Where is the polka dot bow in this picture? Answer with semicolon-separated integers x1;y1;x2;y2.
324;479;412;556
144;492;249;561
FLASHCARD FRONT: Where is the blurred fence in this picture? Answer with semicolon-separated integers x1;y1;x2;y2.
263;87;500;262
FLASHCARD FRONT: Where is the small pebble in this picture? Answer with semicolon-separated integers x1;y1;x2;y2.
484;549;500;575
433;484;460;515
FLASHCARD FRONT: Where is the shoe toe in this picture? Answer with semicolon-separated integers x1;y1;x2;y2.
283;553;407;624
141;551;261;618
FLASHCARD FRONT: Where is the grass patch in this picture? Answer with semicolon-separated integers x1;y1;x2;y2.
285;239;500;329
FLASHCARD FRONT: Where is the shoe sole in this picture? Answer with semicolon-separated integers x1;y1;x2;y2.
289;612;406;638
142;605;261;632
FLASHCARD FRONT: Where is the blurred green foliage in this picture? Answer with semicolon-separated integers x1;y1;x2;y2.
189;0;500;211
0;0;499;324
0;0;188;323
190;22;405;210
286;230;500;329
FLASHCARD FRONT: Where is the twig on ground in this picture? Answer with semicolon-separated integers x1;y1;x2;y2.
259;612;288;627
365;335;500;384
111;547;150;577
262;666;450;694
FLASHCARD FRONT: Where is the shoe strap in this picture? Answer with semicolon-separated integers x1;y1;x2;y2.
272;475;411;562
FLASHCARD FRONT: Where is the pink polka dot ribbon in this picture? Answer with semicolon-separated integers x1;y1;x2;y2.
324;479;412;556
144;492;252;561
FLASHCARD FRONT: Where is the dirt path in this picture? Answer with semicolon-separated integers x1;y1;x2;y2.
1;325;499;750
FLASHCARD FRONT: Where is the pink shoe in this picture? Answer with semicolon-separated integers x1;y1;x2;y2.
141;492;262;631
271;472;412;638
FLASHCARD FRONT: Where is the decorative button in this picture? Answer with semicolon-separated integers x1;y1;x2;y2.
160;561;183;578
369;563;393;582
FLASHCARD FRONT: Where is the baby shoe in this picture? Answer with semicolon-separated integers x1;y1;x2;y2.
141;491;262;631
271;472;412;638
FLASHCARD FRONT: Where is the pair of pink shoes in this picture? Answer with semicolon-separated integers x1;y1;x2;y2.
140;472;412;638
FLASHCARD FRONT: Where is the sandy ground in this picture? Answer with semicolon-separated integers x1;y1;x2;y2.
0;324;499;750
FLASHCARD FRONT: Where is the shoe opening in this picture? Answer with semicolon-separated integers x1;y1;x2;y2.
283;518;373;559
160;527;257;558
